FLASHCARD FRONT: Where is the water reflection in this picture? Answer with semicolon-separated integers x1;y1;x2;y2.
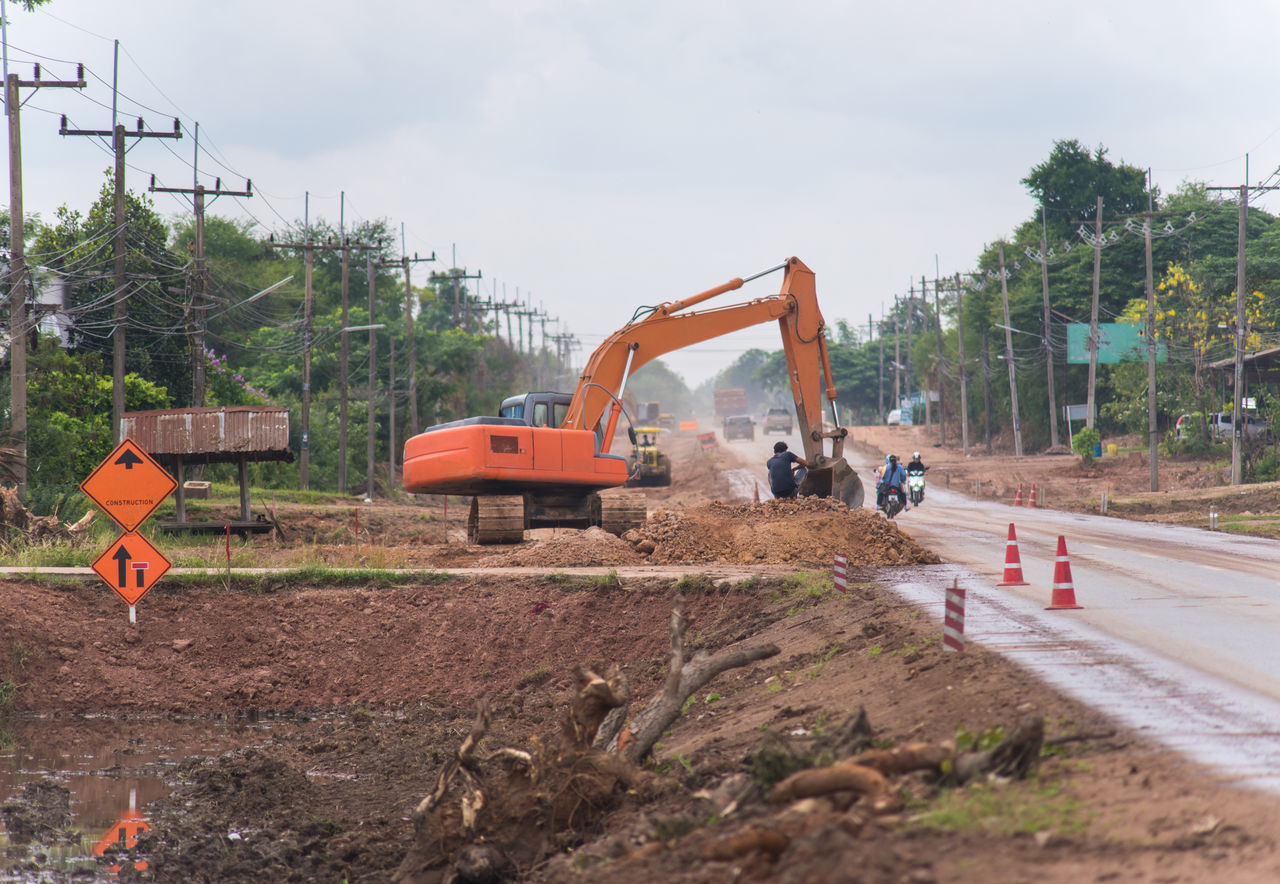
0;713;307;881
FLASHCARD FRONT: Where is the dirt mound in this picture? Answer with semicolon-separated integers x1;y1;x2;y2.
476;526;645;567
627;497;940;566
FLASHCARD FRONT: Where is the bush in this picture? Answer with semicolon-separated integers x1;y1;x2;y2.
1071;427;1101;460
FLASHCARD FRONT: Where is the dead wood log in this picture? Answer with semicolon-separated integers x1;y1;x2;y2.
563;664;629;750
848;741;955;775
603;609;779;764
769;762;898;812
415;699;492;824
949;716;1044;785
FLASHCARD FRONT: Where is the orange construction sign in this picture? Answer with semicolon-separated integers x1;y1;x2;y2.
80;438;177;532
91;532;172;606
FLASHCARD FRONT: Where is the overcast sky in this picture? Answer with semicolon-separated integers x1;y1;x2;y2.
7;0;1280;388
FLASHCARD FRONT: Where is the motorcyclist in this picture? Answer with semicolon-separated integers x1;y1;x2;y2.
905;450;928;503
876;454;907;511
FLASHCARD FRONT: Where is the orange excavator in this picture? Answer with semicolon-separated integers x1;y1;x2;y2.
402;256;864;542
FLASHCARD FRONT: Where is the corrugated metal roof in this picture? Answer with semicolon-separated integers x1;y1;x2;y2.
120;406;295;465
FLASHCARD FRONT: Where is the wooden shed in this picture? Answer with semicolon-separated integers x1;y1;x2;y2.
119;406;294;532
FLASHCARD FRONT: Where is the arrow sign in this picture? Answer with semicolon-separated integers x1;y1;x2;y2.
114;449;144;469
92;532;171;607
113;545;132;586
80;438;178;532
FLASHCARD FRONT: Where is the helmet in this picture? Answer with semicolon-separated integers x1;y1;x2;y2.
913;451;921;459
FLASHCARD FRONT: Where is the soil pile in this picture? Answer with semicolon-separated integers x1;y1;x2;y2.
476;526;645;567
628;497;940;566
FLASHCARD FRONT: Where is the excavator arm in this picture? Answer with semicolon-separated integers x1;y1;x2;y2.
565;257;838;461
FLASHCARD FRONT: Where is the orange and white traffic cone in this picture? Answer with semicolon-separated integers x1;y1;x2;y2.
1046;535;1083;610
1013;483;1024;506
1028;484;1037;508
997;523;1029;586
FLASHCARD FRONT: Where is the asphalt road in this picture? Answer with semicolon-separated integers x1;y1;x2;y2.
725;425;1280;793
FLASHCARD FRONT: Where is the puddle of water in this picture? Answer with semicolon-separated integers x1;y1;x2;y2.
0;713;315;881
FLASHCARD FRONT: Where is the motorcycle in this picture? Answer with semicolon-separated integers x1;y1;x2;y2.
906;469;925;506
880;485;905;519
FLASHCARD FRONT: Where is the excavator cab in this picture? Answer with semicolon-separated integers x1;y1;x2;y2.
498;392;572;428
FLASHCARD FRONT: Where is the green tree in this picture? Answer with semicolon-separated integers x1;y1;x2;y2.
25;345;170;515
32;175;188;399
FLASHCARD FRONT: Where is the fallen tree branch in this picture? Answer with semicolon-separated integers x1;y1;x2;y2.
607;609;779;764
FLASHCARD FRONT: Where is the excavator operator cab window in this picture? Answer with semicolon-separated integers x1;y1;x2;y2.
499;399;523;420
531;402;550;427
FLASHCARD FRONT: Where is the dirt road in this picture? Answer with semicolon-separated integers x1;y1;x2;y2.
721;421;1280;794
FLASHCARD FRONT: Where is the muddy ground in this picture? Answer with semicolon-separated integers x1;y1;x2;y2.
3;428;1280;882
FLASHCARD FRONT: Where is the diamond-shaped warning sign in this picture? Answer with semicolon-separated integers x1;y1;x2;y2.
80;438;177;532
91;532;172;606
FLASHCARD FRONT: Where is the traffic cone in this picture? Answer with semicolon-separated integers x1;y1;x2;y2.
1028;484;1037;508
997;523;1029;586
1046;535;1083;610
1013;483;1024;506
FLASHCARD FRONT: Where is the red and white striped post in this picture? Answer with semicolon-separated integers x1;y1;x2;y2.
943;578;965;652
833;553;848;593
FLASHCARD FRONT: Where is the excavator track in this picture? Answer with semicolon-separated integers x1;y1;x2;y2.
599;493;648;537
467;495;527;544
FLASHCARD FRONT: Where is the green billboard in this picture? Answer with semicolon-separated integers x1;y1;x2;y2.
1066;323;1167;364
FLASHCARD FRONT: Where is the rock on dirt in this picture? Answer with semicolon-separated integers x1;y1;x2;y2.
625;497;939;566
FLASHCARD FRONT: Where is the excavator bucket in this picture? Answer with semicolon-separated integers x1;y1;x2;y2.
798;456;865;509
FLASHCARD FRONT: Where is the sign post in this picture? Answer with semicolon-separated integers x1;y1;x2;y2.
80;439;177;621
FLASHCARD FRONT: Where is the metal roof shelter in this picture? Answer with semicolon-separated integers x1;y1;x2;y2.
1206;346;1280;386
119;406;294;533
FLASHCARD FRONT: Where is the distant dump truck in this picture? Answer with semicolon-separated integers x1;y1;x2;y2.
714;388;748;419
637;401;661;423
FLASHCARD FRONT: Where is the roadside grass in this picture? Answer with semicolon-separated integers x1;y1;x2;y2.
1217;514;1280;539
0;567;453;594
912;777;1090;836
162;566;453;593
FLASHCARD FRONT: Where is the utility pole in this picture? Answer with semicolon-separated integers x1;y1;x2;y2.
919;276;931;429
931;270;945;446
997;244;1023;457
873;310;883;425
61;98;181;443
367;256;378;499
1086;196;1103;430
905;286;914;415
269;221;356;490
893;300;901;407
394;227;435;436
148;159;252;407
1023;205;1068;450
6;64;85;496
1117;194;1188;492
954;274;969;456
1208;164;1276;486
